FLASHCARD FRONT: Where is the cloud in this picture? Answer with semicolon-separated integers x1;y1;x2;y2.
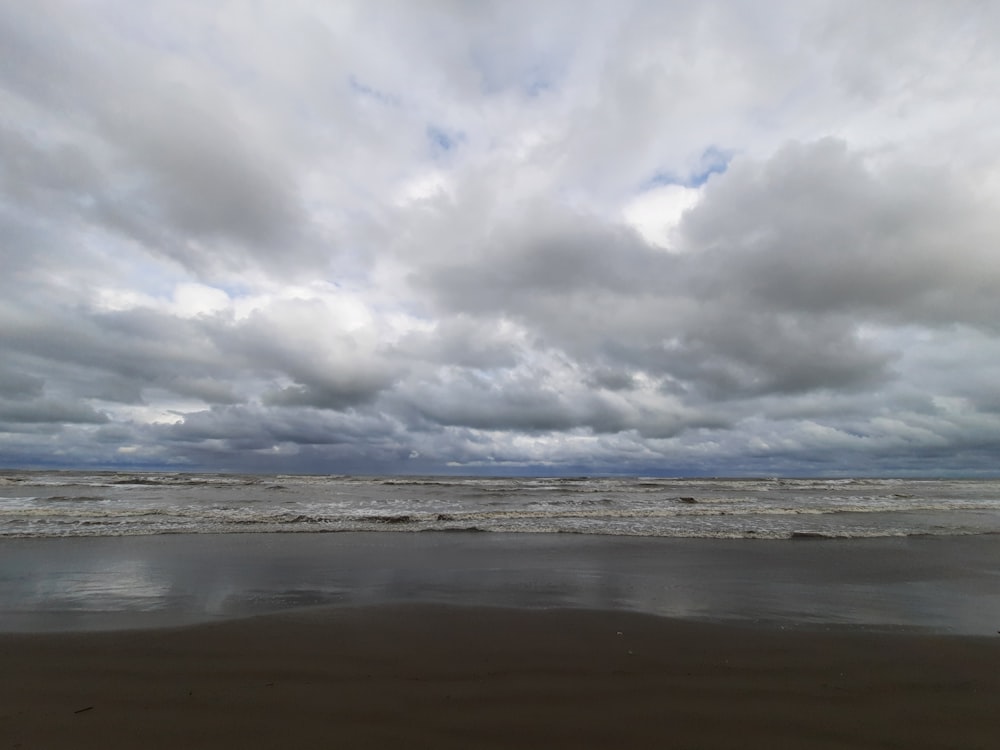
0;399;108;426
623;183;703;249
0;368;44;400
681;139;1000;328
2;1;1000;474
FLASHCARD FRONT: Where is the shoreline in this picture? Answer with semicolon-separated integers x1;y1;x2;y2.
3;603;999;749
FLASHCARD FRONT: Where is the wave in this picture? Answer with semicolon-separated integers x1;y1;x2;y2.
2;521;992;541
3;499;997;526
38;495;110;503
3;472;263;488
3;472;997;541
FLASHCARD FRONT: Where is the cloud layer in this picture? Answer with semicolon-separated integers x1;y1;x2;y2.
2;0;1000;475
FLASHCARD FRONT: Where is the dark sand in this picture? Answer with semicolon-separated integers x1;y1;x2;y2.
3;604;999;749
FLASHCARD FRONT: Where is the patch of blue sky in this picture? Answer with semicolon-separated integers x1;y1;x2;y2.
643;146;733;190
468;46;561;98
347;75;400;107
522;64;556;97
427;125;465;157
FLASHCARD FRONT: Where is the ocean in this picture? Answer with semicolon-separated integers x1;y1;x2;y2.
3;470;1000;634
2;471;998;540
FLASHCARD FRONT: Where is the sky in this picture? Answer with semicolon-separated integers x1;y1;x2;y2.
2;0;999;476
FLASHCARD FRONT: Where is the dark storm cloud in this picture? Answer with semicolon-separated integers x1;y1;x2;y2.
403;373;632;434
165;405;399;448
0;306;224;401
0;399;108;425
162;376;242;406
263;383;384;412
0;368;44;399
584;368;636;392
662;310;893;398
148;405;421;474
681;139;1000;329
393;316;522;370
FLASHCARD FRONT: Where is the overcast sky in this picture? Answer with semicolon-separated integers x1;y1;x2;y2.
2;0;999;476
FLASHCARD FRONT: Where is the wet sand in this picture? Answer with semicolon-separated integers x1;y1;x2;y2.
3;603;999;749
5;532;1000;634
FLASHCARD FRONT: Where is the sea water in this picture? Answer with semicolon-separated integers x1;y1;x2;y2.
2;471;998;539
3;472;1000;633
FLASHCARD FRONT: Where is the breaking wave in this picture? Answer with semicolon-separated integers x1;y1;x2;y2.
2;472;998;540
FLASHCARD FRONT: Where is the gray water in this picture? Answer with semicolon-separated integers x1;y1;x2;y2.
2;471;999;539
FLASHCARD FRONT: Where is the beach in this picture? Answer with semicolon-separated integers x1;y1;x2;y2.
3;603;1000;749
2;532;1000;747
4;532;1000;634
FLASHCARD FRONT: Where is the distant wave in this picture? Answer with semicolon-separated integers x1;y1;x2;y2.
3;471;998;541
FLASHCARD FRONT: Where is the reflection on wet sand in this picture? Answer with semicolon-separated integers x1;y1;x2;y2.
3;532;999;633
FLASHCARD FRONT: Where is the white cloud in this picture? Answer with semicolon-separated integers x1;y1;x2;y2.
171;284;231;318
622;184;702;250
